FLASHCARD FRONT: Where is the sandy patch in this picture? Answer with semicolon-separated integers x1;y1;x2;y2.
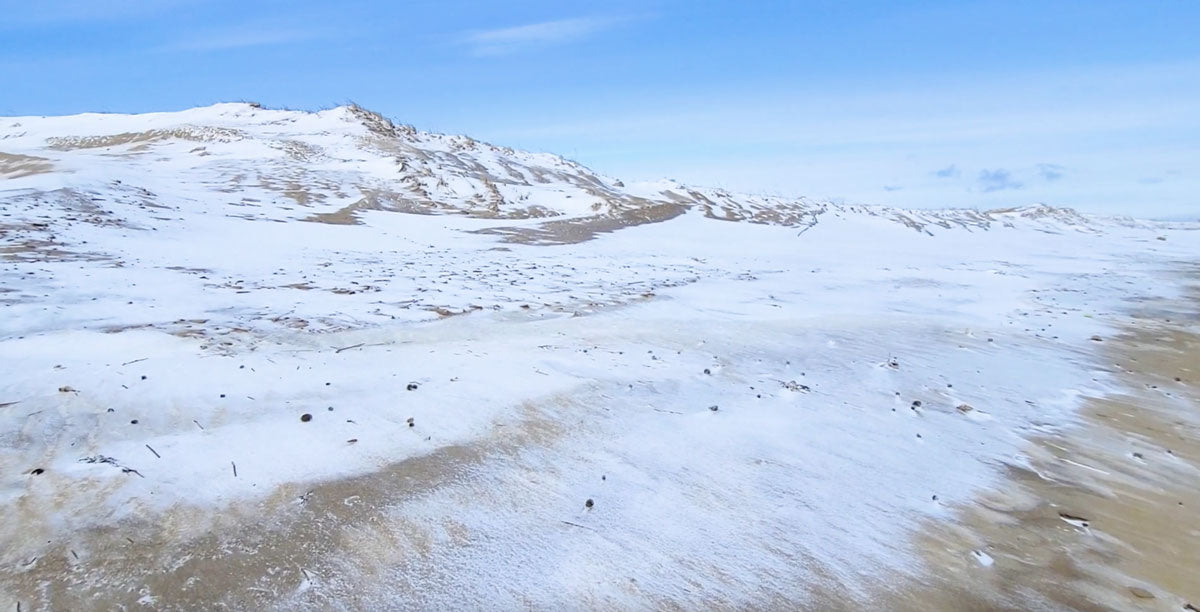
45;127;244;152
0;152;53;178
0;399;567;611
473;202;688;245
876;288;1200;610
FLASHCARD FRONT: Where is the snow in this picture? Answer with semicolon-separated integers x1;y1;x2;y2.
1;103;1198;606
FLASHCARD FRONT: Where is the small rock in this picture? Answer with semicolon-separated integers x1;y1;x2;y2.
30;468;45;475
407;383;419;391
708;405;719;412
1132;452;1144;460
58;386;76;393
130;419;138;425
1128;586;1154;599
956;404;974;413
300;413;313;422
703;368;711;375
1090;335;1103;342
141;375;147;380
347;439;358;444
585;498;594;509
911;400;922;408
406;417;415;427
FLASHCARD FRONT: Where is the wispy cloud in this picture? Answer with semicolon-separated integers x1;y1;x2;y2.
458;16;625;56
1036;163;1065;181
933;164;960;178
167;26;330;52
978;168;1023;192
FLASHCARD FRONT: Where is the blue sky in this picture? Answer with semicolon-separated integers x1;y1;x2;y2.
1;0;1197;217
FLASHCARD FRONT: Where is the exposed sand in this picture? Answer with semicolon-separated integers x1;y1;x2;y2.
0;152;54;178
473;202;688;245
874;285;1200;611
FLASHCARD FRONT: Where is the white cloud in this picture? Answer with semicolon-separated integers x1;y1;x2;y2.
458;16;623;56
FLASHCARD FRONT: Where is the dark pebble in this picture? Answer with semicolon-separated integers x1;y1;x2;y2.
703;368;711;375
31;468;45;475
585;498;594;509
300;413;313;422
327;406;334;411
141;375;147;380
407;383;418;391
130;419;138;425
708;405;719;412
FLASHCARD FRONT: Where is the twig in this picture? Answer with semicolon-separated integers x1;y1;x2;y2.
145;444;161;458
193;419;205;430
231;461;238;477
652;408;683;415
560;520;596;532
121;357;148;366
335;342;388;353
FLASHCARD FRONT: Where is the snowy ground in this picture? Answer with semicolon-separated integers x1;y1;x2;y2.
1;105;1198;608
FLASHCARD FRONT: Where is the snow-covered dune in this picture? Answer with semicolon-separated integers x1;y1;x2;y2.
1;104;1197;609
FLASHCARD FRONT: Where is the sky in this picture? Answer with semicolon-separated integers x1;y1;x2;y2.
1;0;1198;218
